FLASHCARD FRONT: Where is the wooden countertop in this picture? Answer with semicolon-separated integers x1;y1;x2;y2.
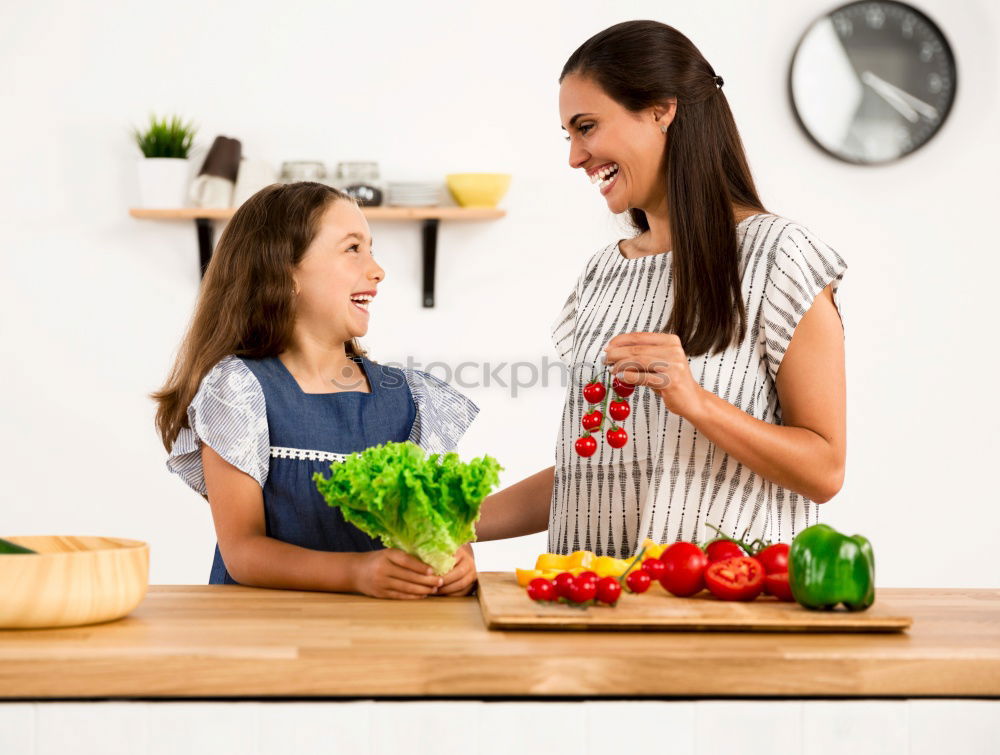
2;582;998;699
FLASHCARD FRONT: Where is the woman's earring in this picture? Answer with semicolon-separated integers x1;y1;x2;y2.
660;125;669;134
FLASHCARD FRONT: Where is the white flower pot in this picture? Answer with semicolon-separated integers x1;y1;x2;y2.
136;157;190;208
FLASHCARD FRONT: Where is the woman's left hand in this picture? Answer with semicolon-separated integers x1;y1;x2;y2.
604;332;707;420
435;543;478;597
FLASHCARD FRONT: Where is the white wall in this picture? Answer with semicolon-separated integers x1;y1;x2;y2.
2;0;997;588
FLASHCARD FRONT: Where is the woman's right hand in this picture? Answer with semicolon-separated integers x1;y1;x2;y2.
352;548;443;600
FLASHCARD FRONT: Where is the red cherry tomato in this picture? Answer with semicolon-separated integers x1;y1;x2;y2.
641;558;667;580
612;377;635;398
576;570;599;585
526;578;556;602
625;569;652;594
704;557;766;601
575;436;598;457
606;427;628;448
596;576;622;605
658;541;708;597
569;576;598;603
553;571;576;599
705;539;746;563
581;410;603;431
608;400;631;421
764;571;794;601
755;543;790;575
583;381;607;403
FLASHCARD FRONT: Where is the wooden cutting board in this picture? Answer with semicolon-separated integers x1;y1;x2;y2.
477;572;912;632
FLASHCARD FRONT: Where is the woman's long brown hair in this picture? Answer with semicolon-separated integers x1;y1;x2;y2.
561;20;767;356
152;181;364;452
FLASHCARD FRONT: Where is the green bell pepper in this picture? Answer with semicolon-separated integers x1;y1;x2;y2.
0;537;36;554
789;524;874;611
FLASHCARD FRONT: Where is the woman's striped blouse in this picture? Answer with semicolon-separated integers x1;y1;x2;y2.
549;213;847;557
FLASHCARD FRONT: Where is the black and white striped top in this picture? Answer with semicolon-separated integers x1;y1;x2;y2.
549;213;847;557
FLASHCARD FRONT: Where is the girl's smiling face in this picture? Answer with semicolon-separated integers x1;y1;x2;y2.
293;199;384;343
559;73;676;215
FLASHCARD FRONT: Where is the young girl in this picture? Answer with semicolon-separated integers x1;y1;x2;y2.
153;182;479;599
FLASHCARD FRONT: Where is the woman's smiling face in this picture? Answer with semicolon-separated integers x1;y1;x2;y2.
293;199;385;344
559;73;676;215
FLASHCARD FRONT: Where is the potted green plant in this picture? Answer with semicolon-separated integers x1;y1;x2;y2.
132;114;197;208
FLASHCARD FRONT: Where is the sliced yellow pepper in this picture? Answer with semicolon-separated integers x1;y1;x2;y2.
565;550;595;569
516;568;560;586
535;553;569;571
641;538;668;560
592;555;630;578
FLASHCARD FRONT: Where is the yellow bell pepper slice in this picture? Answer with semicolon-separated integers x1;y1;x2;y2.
565;550;595;569
516;568;562;587
535;553;569;571
592;555;630;578
516;568;541;587
641;539;668;560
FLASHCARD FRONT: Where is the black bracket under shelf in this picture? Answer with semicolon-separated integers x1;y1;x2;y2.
193;216;442;308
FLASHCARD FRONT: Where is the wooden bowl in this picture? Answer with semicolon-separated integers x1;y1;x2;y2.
0;535;149;629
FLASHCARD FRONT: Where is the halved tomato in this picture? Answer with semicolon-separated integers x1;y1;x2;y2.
704;556;765;601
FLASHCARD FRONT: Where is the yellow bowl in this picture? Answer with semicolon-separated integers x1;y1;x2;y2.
445;173;511;208
0;535;149;629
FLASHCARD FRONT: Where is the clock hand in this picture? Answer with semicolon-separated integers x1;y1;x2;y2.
860;71;919;122
861;70;939;120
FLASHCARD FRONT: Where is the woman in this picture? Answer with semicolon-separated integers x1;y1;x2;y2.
476;20;847;556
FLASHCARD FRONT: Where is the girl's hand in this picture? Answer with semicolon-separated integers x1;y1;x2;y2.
604;332;708;420
352;548;443;600
435;544;478;597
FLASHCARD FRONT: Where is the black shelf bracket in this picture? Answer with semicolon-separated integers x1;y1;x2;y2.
421;218;439;308
195;218;214;279
194;216;443;308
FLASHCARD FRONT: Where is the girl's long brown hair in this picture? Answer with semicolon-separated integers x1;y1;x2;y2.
561;20;767;356
152;181;364;452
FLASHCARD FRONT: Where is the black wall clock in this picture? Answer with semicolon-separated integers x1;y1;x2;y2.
789;1;957;164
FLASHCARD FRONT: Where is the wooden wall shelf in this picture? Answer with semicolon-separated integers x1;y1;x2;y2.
129;206;506;307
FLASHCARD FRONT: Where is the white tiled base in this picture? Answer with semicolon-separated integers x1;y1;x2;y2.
0;700;997;755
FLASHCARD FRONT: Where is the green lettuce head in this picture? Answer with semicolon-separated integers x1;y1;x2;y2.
313;441;502;575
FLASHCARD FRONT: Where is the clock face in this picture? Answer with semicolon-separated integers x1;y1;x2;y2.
789;1;957;164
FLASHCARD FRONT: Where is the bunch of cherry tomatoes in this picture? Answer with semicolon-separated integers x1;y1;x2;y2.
526;525;794;606
575;375;636;458
526;570;625;606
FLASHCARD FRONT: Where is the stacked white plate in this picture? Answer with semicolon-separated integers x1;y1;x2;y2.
387;181;442;207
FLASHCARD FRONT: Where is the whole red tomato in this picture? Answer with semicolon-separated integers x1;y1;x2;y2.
576;570;599;586
583;382;607;403
568;576;598;603
704;557;765;601
596;576;622;605
527;578;556;602
755;543;790;575
608;400;631;421
764;571;794;601
641;558;667;580
575;436;598;458
553;571;575;599
659;542;708;597
581;410;603;431
625;569;652;594
705;539;746;563
606;427;628;448
612;377;635;398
